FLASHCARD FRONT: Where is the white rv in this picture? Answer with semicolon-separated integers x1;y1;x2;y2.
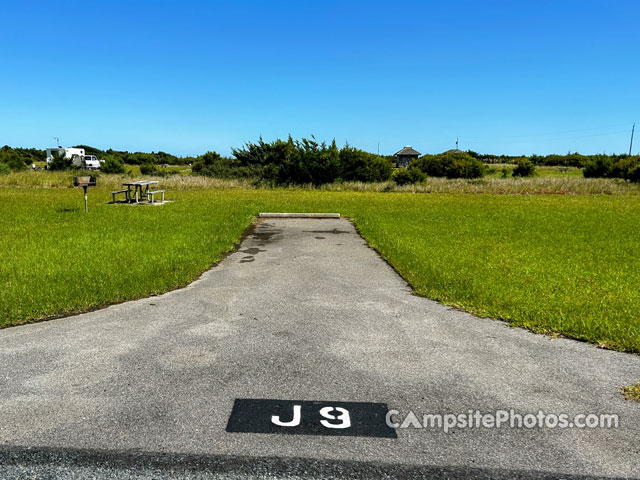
46;147;101;170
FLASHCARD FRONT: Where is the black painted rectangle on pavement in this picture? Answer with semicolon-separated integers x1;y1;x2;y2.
226;398;397;438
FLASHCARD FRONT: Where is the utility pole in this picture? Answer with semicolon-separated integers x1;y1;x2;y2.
456;137;459;150
377;141;380;155
630;123;635;156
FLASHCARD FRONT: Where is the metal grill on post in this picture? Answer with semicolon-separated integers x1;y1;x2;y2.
73;176;97;213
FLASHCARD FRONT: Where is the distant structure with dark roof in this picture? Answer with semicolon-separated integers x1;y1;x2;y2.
394;145;421;168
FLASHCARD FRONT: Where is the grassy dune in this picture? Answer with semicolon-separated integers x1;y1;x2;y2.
1;184;639;353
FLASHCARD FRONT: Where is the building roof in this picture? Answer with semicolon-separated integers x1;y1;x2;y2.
395;145;421;156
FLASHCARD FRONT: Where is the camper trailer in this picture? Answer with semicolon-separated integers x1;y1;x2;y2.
46;147;101;170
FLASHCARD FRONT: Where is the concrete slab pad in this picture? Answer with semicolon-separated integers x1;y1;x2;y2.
258;212;340;218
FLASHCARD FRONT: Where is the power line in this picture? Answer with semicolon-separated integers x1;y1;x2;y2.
463;122;632;140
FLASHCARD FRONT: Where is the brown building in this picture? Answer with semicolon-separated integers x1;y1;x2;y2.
394;145;421;168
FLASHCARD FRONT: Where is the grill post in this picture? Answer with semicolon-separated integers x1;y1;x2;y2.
73;176;96;213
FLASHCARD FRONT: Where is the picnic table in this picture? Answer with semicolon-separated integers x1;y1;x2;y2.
123;180;158;203
112;180;163;204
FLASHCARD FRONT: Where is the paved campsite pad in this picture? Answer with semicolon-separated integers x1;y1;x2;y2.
0;218;638;479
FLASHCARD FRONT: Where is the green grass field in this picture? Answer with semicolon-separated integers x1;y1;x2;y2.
1;182;639;353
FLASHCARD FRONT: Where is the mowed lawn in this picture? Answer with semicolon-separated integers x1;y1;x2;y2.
1;187;638;353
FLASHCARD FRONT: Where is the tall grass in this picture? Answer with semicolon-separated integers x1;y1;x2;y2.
0;170;253;190
1;169;639;195
321;177;638;195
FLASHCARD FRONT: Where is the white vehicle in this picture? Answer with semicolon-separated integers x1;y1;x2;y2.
81;155;101;170
45;147;102;170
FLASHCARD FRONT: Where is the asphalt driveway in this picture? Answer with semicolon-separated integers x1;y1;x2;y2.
0;218;638;479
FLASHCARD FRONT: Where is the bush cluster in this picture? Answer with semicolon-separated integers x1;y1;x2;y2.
191;151;263;179
392;166;426;185
101;157;126;174
193;137;394;185
0;146;44;171
74;145;194;166
338;146;393;182
512;158;536;177
139;163;156;175
411;152;485;179
583;155;639;182
48;152;73;171
473;150;635;169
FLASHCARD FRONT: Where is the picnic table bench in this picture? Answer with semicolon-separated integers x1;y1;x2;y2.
147;190;165;203
111;189;130;203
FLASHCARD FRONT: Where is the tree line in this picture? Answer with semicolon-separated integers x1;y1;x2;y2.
73;145;193;165
0;142;638;183
193;140;542;184
0;146;45;173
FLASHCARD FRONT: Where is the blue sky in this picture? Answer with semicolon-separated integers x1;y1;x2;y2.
1;0;638;156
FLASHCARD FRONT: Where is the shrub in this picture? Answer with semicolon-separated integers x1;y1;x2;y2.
101;156;126;174
192;151;223;175
0;163;11;175
296;138;341;185
140;163;156;175
7;155;28;171
611;156;640;182
339;146;393;182
627;162;640;182
512;158;536;177
227;136;398;185
231;136;343;185
192;151;261;179
446;157;485;179
412;154;448;177
392;166;426;185
0;148;32;171
500;168;511;178
583;155;613;178
413;152;484;179
530;153;587;167
48;152;73;171
0;145;44;165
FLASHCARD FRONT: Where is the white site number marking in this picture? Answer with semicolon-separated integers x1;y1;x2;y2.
271;404;351;429
319;406;351;429
271;405;301;427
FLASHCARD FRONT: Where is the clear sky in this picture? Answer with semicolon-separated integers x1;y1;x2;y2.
1;0;638;157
